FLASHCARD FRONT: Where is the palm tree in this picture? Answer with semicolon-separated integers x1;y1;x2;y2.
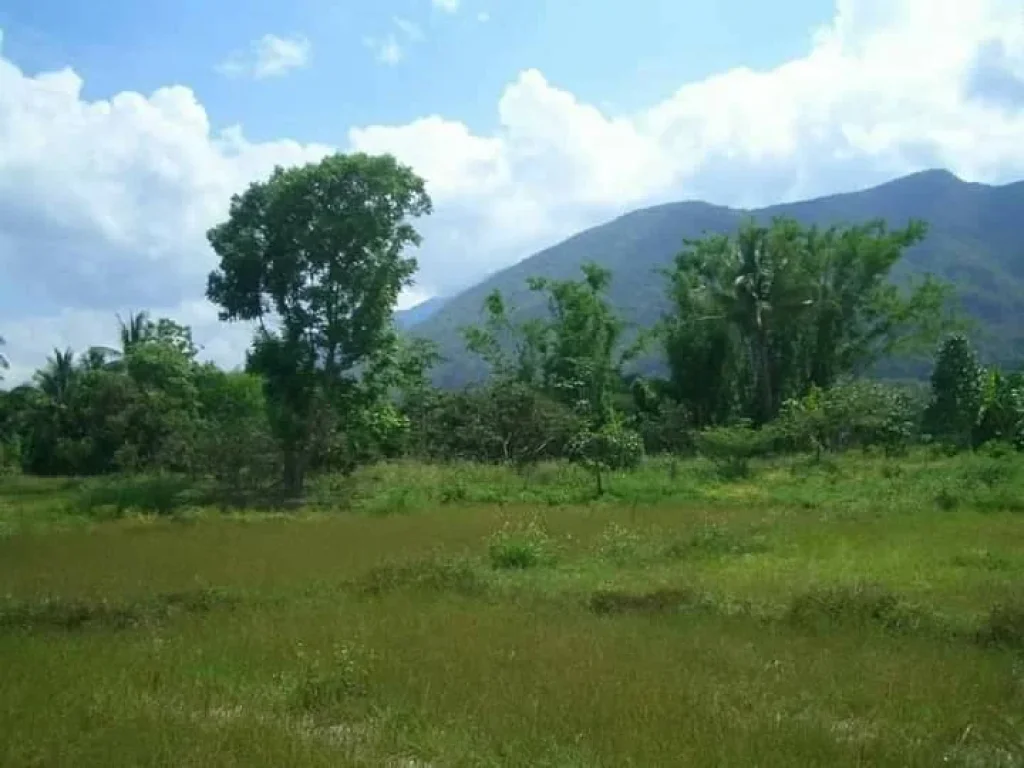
34;348;78;404
83;311;153;371
692;221;813;423
118;311;153;355
80;346;114;372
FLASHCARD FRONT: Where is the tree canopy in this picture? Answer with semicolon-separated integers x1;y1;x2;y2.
206;152;432;495
3;159;1019;492
661;217;956;425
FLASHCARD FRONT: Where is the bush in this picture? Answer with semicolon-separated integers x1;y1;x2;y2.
976;369;1024;450
487;518;555;570
568;418;644;495
413;382;583;465
776;381;924;457
192;418;281;501
631;398;696;456
694;421;776;479
76;473;194;517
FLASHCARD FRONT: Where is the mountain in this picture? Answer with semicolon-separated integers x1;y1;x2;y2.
413;170;1024;387
395;296;448;330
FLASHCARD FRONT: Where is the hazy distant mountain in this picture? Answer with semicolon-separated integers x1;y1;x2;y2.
395;296;448;330
411;169;1024;387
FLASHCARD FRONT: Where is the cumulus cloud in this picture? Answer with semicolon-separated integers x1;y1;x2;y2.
218;34;311;79
364;33;404;66
2;0;1024;383
433;0;460;13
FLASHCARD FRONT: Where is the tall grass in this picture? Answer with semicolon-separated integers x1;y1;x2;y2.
2;449;1024;765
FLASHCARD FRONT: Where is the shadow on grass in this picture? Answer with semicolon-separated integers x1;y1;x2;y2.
0;587;242;634
588;587;702;616
977;601;1024;650
785;584;934;635
587;581;1024;656
354;556;488;598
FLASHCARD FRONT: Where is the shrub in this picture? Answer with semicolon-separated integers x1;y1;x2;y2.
776;381;924;457
412;382;582;465
76;472;193;517
976;369;1024;450
694;421;776;479
631;397;696;456
568;417;644;495
487;518;555;570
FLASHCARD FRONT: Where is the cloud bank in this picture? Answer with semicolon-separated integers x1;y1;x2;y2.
1;0;1022;383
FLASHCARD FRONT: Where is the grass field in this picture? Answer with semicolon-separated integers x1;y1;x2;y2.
2;450;1024;766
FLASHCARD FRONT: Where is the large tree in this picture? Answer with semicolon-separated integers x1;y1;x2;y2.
206;153;432;495
662;217;955;425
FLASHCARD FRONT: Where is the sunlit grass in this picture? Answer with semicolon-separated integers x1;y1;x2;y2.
2;449;1024;765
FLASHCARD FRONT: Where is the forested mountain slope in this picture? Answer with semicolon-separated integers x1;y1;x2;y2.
410;170;1024;387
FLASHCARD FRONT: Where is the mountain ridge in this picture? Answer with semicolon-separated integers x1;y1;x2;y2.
407;169;1024;387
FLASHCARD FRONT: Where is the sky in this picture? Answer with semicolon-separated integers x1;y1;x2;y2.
0;0;1023;384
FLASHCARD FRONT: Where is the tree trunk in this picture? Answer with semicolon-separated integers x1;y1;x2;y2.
282;444;306;501
754;333;773;424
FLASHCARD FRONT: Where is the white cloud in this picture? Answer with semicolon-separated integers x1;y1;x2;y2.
364;34;403;66
394;17;425;41
433;0;460;12
2;0;1024;382
218;34;311;79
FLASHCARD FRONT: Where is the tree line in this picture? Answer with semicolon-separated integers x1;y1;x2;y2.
1;153;1021;498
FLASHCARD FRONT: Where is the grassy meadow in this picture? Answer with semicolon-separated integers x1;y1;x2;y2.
2;450;1024;766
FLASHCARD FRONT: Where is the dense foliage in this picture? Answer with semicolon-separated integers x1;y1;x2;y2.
1;154;1021;496
410;170;1024;388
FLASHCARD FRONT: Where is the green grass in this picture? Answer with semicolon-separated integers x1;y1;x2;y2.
2;450;1024;765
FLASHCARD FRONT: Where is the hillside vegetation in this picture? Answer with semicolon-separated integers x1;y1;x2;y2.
409;170;1024;387
2;154;1024;766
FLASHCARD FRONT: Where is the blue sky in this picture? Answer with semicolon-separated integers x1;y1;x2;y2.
0;0;834;142
0;0;1022;383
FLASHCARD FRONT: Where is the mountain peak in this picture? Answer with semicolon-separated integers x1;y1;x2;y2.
899;168;962;183
413;168;1024;387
